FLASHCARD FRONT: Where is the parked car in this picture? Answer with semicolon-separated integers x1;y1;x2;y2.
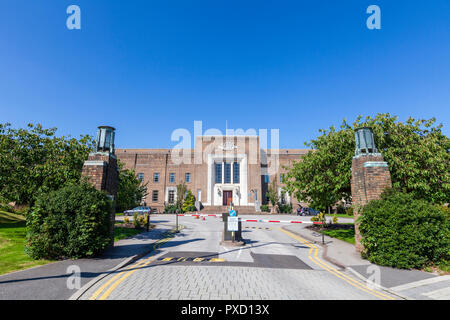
299;207;320;216
124;206;152;216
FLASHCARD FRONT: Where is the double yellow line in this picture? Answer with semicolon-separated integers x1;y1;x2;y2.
89;227;182;300
279;227;396;300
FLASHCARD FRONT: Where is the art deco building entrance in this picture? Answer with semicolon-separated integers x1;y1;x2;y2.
222;190;232;206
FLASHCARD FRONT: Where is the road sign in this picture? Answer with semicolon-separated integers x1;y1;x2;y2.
227;216;239;231
229;209;236;216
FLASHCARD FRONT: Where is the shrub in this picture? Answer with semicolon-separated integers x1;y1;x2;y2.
345;207;353;216
278;203;293;214
359;190;449;269
260;204;269;212
123;216;130;224
25;183;112;259
332;214;338;224
164;204;178;213
336;205;346;214
0;203;14;213
137;215;147;227
182;190;196;213
133;212;141;228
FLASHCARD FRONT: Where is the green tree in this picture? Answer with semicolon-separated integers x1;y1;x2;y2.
176;182;187;211
0;123;93;206
266;179;280;213
284;114;449;209
182;190;196;213
116;161;148;213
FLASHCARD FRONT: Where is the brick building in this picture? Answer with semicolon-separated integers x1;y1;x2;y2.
117;135;310;213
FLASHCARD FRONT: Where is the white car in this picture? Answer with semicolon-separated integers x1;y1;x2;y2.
124;206;151;216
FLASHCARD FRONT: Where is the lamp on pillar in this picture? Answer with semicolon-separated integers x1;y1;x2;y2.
351;127;392;252
354;127;377;155
81;125;119;246
95;126;116;154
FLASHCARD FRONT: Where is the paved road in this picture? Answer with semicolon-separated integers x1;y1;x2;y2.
79;214;396;300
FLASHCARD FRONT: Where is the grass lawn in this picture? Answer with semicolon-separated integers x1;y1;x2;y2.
321;228;355;244
114;221;155;242
0;211;54;276
325;214;353;219
309;223;356;245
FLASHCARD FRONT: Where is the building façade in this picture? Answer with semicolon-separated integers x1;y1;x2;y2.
116;135;310;213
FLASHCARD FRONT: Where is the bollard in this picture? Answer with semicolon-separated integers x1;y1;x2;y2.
146;212;150;232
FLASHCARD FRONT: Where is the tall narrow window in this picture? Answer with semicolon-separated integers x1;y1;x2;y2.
153;172;160;183
215;163;222;183
168;190;175;204
224;162;231;184
152;190;158;202
233;162;240;184
185;172;191;183
264;175;270;183
137;173;144;182
169;173;175;183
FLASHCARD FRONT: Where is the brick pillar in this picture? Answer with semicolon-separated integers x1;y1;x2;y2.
351;154;392;252
81;152;119;245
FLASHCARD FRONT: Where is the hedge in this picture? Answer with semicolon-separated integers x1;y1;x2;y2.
25;183;112;259
359;190;449;269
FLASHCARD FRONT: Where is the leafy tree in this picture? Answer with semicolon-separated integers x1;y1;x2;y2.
116;161;148;213
266;179;280;213
176;182;187;211
0;123;93;206
284;114;449;210
182;190;196;213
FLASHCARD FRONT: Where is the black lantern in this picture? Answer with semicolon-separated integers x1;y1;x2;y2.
95;126;116;154
355;127;377;156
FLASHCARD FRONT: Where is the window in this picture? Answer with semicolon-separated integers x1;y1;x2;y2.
153;172;160;183
152;190;158;202
185;173;191;183
169;173;175;183
224;163;231;184
233;162;240;184
168;190;175;204
215;163;222;184
264;175;270;183
137;173;144;182
280;174;285;183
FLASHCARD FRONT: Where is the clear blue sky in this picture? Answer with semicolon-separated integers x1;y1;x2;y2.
1;1;449;148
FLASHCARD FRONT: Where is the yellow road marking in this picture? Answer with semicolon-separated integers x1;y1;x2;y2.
177;257;187;262
193;258;204;262
279;227;396;300
209;258;226;262
90;227;182;300
161;257;173;261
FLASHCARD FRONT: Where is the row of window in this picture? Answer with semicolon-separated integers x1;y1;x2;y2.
215;162;240;184
140;172;286;185
150;189;191;204
263;174;286;184
138;172;191;183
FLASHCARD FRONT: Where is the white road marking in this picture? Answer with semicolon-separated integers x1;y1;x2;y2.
389;275;450;291
422;286;450;300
